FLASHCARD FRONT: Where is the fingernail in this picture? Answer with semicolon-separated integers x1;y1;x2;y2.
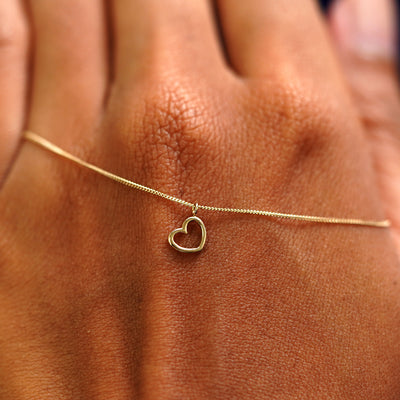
331;0;397;60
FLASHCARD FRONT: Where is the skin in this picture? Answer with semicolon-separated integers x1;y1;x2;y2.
0;0;399;398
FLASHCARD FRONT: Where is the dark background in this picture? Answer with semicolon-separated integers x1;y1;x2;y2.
319;0;400;61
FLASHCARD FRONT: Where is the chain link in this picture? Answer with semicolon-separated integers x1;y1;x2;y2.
24;131;390;228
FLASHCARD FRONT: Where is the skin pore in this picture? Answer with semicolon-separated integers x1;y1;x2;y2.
0;0;399;398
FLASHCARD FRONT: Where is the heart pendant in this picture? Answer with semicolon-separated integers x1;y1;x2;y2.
168;216;207;253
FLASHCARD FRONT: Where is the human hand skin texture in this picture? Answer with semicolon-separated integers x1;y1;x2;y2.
0;0;399;399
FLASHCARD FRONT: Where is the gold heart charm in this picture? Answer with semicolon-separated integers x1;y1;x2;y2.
168;216;207;253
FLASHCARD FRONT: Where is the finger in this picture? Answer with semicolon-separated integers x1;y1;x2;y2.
111;0;226;84
27;0;109;144
215;0;340;78
0;1;29;184
329;0;400;249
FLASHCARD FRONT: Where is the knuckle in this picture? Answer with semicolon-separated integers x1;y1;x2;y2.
142;84;209;144
350;70;400;135
247;75;349;169
357;96;400;134
117;80;219;179
253;76;335;136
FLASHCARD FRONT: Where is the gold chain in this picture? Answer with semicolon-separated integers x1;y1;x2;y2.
23;131;390;229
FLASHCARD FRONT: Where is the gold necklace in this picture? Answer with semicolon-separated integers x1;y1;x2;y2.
23;131;390;253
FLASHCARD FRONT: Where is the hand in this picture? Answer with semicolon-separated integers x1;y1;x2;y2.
0;1;399;399
329;0;400;251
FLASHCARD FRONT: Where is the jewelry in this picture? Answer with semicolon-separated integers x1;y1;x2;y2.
23;131;391;253
168;210;207;253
